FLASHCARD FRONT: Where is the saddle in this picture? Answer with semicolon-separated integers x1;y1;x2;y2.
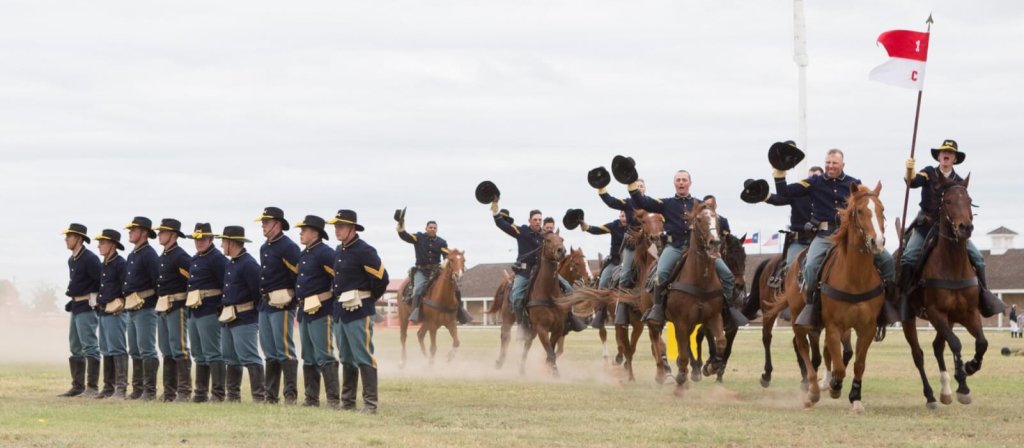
813;246;883;304
402;265;443;304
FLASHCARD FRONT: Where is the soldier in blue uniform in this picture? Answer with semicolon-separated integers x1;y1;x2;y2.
570;209;627;328
901;139;1005;317
329;210;389;414
594;173;646;289
542;217;556;233
614;161;735;325
122;217;160;401
254;207;301;405
701;195;732;237
294;215;339;408
774;148;897;328
60;223;102;397
396;211;472;324
217;226;266;403
93;229;129;399
153;218;193;402
185;223;228;403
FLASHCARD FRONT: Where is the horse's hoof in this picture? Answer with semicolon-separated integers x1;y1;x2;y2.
655;373;667;385
715;376;723;384
691;369;702;382
829;387;842;399
926;401;938;410
803;399;815;409
851;401;865;414
957;392;972;405
615;354;624;365
760;375;771;389
809;389;821;404
940;393;952;405
702;363;714;378
964;360;980;376
800;379;809;392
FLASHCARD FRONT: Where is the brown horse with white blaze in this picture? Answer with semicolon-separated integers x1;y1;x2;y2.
397;249;466;367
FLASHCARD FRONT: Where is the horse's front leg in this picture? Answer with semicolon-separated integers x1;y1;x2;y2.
902;317;938;409
399;314;409;369
704;314;728;380
536;328;558;378
416;326;428;358
962;311;988;377
793;327;820;407
673;322;691;397
519;328;535;377
428;327;438;366
761;313;776;388
932;333;952;405
849;320;876;413
927;308;971;404
824;324;846;400
690;326;704;382
446;322;460;363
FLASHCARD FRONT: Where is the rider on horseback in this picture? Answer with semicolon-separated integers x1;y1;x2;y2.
589;166;647;290
899;139;1005;318
775;148;898;329
611;157;735;326
567;208;627;327
396;210;471;325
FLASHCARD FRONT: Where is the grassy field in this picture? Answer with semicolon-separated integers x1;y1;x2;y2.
2;325;1023;447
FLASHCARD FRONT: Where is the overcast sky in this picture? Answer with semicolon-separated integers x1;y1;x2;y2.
2;0;1021;294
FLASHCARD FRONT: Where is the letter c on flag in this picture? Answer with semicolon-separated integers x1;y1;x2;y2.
911;70;918;81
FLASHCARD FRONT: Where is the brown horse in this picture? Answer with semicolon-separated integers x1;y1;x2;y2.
690;231;747;383
519;231;571;376
901;174;986;408
771;183;887;410
397;249;466;367
556;247;592;356
661;202;728;395
615;210;668;383
487;270;516;369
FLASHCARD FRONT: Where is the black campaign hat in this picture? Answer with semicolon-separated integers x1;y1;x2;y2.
562;208;584;230
62;223;91;244
394;207;407;224
188;223;216;239
94;229;125;250
931;139;965;165
125;216;157;239
768;141;805;171
254;206;290;231
611;155;638;184
588;166;611;189
327;209;365;232
216;225;251;243
295;215;329;241
498;209;514;225
154;218;187;238
475;181;501;204
740;179;771;204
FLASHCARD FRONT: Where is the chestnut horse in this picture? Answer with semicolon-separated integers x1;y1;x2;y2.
771;182;887;410
662;202;728;395
397;249;466;367
690;231;746;383
556;247;592;356
901;175;987;408
614;210;668;383
518;231;571;376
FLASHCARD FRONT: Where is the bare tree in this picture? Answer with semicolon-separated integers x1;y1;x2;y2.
32;283;61;315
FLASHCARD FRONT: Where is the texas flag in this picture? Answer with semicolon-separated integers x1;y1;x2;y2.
743;232;759;245
869;29;930;90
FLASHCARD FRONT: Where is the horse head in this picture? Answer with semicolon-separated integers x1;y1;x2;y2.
723;232;747;294
939;173;974;241
841;182;886;255
446;248;466;283
559;246;591;285
639;211;665;251
688;202;721;258
541;230;566;263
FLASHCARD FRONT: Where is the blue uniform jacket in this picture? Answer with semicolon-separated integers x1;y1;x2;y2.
124;243;160;309
629;190;700;248
259;233;301;313
719;215;731;236
222;250;261;327
96;254;126;316
585;220;627;265
66;247;101;314
776;171;862;237
156;244;191;313
766;193;814;231
908;166;963;231
332;236;389;324
296;241;336;322
187;247;228;319
493;214;544;276
398;230;449;266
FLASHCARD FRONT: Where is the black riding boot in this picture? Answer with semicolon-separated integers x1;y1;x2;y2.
263;359;280;404
456;289;472;324
247;364;266;403
644;282;669;324
794;287;821;330
567;313;587;332
879;283;900;327
591;306;606;329
408;294;423;323
898;264;918;320
142;357;160;401
82;357;101;398
282;359;298;405
303;364;321;407
174;358;192;402
192;364;210;403
128;357;144;400
112;355;129;399
975;265;1006;318
210;361;226;402
323;362;341;410
225;365;243;402
341;363;359;411
725;306;749;329
58;357;85;397
161;356;177;402
359;364;378;414
96;356;115;399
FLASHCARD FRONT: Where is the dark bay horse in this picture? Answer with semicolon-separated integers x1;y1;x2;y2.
662;202;728;396
901;175;987;408
520;231;571;376
397;249;466;367
690;232;746;383
773;183;887;411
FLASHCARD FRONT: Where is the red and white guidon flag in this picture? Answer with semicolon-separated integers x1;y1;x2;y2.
869;30;929;90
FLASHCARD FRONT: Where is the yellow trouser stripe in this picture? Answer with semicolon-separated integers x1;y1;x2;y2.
326;318;333;355
179;310;189;359
365;317;377;368
283;311;292;360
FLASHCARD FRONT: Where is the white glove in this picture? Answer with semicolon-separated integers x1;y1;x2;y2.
597;187;608;195
579;222;590;231
772;168;787;178
490;200;500;215
88;293;98;309
627;182;641;192
396;223;404;232
342;297;362;311
905;158;915;170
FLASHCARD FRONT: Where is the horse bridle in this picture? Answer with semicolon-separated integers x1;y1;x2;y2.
847;192;881;255
690;210;720;279
938;185;970;244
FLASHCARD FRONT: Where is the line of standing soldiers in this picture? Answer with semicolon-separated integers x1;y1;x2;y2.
59;208;388;413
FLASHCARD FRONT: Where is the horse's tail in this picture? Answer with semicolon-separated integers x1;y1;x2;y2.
762;274;791;322
554;286;639;315
486;271;513;315
741;258;772;317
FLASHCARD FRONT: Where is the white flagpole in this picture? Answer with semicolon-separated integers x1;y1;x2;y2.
794;0;809;174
